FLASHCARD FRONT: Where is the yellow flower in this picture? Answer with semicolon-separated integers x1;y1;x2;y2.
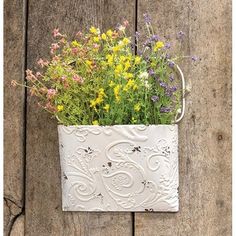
120;55;126;62
109;81;115;87
133;84;138;90
106;29;113;37
112;45;121;52
57;105;64;112
103;104;110;112
98;88;105;96
101;33;107;40
123;79;136;91
122;37;130;45
154;41;164;51
134;103;141;112
93;88;106;105
124;61;131;71
93;36;100;42
114;85;121;102
115;64;123;75
90;26;100;35
126;54;132;61
106;54;114;66
71;40;80;47
92;120;99;125
135;56;141;64
95;96;103;104
90;99;97;108
124;72;133;79
131;117;137;123
127;79;135;87
86;60;92;67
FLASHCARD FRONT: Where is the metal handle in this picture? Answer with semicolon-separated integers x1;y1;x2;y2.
174;63;186;123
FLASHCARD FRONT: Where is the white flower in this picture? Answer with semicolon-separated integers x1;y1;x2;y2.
144;81;151;89
118;40;124;46
139;71;149;80
118;25;125;31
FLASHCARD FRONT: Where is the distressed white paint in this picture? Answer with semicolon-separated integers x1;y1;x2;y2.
58;125;179;212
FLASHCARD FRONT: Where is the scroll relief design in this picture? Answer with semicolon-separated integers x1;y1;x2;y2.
59;125;178;211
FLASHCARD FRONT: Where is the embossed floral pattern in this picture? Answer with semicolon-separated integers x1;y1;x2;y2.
58;125;178;212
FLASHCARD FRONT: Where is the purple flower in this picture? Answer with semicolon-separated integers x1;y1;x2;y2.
143;39;152;47
164;42;171;49
135;31;140;39
169;74;174;82
151;95;159;102
137;50;142;55
151;34;159;42
191;56;198;62
177;31;185;40
170;86;177;92
160;107;171;113
165;91;172;97
165;53;171;59
168;61;175;68
148;69;155;76
159;81;167;88
131;43;135;51
143;13;151;23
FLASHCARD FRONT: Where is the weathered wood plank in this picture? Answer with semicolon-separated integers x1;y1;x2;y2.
25;1;135;235
10;214;25;236
136;0;231;235
4;0;26;235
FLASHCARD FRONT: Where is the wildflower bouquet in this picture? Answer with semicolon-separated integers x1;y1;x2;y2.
12;15;198;212
13;16;194;126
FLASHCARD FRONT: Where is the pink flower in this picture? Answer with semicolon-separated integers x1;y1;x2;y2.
45;102;57;112
72;47;79;55
93;43;100;49
52;55;60;61
50;43;60;54
11;80;17;87
26;69;34;77
123;20;129;27
36;72;42;77
61;76;66;81
76;31;83;38
59;38;66;44
73;75;84;84
37;58;49;68
52;28;63;38
26;69;36;81
47;89;56;98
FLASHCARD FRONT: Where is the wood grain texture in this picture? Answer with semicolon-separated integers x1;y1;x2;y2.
4;0;25;235
10;215;25;236
136;0;231;235
25;1;135;235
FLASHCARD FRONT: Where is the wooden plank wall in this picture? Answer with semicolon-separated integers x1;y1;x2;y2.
4;0;26;235
4;0;232;235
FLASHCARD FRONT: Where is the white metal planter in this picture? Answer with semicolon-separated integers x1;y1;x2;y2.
58;125;179;212
58;64;185;212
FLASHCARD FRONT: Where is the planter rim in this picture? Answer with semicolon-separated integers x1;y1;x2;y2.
58;124;178;128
